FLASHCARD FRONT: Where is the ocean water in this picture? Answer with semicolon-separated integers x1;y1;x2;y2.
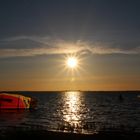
0;91;140;134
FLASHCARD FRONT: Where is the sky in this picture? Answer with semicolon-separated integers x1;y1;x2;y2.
0;0;140;91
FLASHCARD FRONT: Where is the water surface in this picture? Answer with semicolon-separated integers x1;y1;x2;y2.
0;91;140;134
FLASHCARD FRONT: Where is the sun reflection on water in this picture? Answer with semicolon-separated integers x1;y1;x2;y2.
62;91;82;125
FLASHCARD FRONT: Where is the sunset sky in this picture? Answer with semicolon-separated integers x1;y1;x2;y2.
0;0;140;91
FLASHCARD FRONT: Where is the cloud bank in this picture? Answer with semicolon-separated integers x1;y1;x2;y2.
0;36;140;58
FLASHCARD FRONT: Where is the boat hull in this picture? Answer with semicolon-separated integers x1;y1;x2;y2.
0;93;34;109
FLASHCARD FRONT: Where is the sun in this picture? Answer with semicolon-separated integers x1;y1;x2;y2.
66;57;78;69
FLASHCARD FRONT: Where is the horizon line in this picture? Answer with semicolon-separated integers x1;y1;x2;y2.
0;90;140;92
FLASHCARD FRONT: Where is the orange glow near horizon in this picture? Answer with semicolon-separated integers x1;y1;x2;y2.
0;53;139;91
0;75;139;91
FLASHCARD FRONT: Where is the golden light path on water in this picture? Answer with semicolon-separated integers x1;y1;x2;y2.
61;91;87;130
60;91;96;133
63;91;81;123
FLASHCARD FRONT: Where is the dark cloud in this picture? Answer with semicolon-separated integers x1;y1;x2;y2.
0;0;140;39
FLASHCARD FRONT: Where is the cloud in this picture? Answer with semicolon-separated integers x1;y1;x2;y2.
0;36;140;58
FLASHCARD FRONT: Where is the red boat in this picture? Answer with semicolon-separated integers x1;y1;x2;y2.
0;93;37;109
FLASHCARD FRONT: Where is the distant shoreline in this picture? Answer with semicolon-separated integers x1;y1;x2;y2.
0;90;140;93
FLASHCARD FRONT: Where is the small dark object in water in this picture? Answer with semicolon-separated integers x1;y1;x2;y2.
119;94;123;101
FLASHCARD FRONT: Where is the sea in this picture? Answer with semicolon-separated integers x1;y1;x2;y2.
0;91;140;134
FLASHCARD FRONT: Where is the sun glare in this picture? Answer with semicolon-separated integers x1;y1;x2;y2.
67;57;78;69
